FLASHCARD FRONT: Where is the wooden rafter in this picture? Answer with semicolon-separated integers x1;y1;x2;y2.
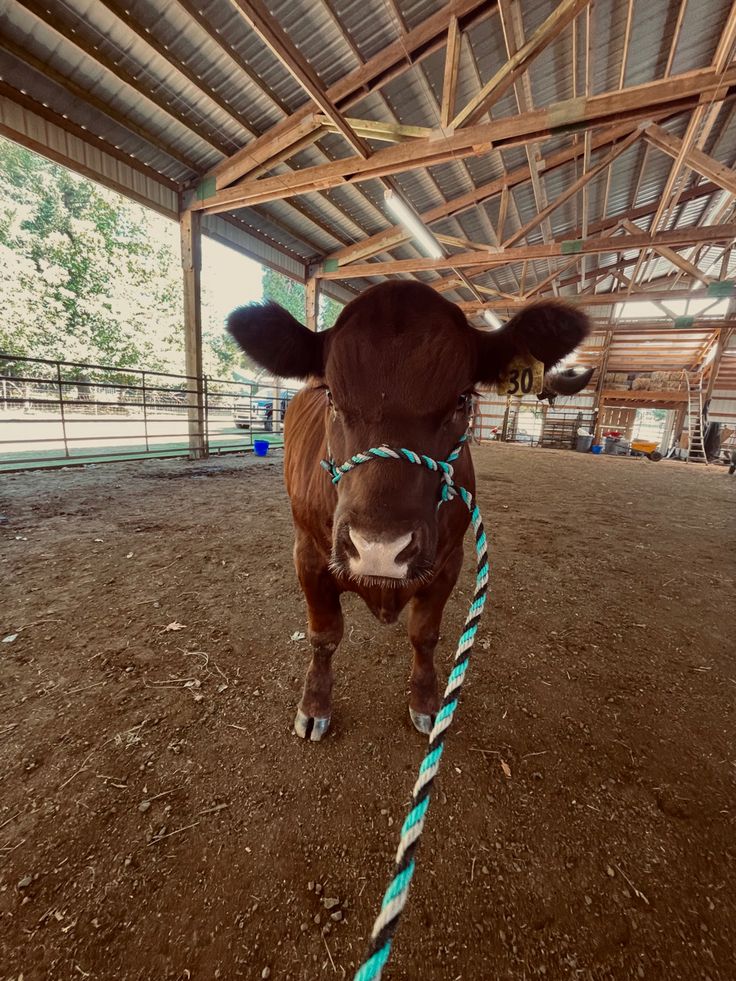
458;286;736;312
643;123;736;196
226;0;370;158
620;220;714;285
451;0;591;128
599;0;634;221
192;66;736;212
316;225;736;279
502;127;644;248
498;0;558;292
315;116;431;143
205;0;494;189
440;15;462;128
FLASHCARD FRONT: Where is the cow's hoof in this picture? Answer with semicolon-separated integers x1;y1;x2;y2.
294;709;331;741
409;707;436;736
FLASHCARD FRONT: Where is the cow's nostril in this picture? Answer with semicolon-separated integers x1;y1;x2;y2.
342;527;359;559
395;533;418;565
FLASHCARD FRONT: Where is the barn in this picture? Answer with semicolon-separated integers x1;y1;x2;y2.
0;2;735;979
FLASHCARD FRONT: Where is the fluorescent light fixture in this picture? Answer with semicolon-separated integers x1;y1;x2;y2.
384;189;443;259
482;309;503;329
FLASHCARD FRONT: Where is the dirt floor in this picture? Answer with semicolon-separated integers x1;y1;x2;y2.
0;443;734;981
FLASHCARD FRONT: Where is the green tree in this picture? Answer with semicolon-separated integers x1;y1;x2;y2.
262;267;343;332
0;138;240;381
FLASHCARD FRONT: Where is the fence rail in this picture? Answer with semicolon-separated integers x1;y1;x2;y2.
0;352;297;471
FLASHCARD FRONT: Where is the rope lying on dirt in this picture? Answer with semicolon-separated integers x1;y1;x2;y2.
321;435;489;981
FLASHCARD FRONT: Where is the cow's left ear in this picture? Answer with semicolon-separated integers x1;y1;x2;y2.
474;301;590;385
227;301;325;380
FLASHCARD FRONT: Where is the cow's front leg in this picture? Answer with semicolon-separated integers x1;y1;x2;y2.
294;533;343;742
407;546;464;735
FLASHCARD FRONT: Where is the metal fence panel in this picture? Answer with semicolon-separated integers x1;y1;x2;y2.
0;353;297;472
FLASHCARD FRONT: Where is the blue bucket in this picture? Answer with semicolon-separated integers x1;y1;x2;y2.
253;439;270;457
591;444;603;455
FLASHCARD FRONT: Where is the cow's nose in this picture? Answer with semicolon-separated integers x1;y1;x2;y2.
347;528;415;580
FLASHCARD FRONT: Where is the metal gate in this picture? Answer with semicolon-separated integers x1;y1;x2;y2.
0;353;296;472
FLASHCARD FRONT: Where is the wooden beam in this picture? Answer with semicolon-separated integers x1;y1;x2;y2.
620;219;714;284
316;225;736;279
502;127;644;247
452;0;591;128
600;0;634;220
458;285;735;311
316;116;432;143
441;15;463;128
327;121;641;267
331;144;721;275
227;0;370;157
599;389;688;403
705;327;734;399
592;329;614;436
180;209;206;460
193;66;736;212
205;0;495;189
498;0;557;289
644;123;736;196
306;277;320;332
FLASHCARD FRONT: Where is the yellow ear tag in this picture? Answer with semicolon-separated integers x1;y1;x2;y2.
497;356;545;397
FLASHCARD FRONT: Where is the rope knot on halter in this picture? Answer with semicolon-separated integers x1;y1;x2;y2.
318;431;490;981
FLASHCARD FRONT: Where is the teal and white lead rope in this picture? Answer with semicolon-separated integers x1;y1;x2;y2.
321;434;489;981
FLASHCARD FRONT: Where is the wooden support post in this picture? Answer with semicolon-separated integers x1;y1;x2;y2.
306;275;320;332
592;330;613;442
180;208;206;459
672;403;687;451
705;324;734;401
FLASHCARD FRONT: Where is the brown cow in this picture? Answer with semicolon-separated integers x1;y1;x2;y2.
227;282;589;741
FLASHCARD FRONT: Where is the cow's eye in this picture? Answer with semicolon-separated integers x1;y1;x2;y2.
325;389;337;413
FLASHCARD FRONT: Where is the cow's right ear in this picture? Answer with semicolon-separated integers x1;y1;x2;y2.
474;301;590;385
227;302;325;380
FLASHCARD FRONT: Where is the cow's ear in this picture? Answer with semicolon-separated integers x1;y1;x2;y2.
227;302;325;380
474;301;590;384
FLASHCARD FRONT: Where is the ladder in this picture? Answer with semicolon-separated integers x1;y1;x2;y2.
683;372;708;464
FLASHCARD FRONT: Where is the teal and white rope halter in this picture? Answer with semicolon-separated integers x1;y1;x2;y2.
321;434;490;981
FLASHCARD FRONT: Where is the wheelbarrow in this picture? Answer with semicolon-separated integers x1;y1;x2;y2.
630;438;662;461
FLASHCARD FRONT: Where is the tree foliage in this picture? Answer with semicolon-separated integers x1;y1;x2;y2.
0;138;239;380
262;267;343;331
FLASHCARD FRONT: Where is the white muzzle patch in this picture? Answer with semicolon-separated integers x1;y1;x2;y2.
348;529;412;580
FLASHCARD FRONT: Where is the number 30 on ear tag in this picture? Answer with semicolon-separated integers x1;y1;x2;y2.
498;356;544;397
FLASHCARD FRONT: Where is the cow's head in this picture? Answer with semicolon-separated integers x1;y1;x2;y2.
228;282;589;586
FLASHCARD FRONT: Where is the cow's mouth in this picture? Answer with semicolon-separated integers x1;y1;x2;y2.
328;561;433;590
